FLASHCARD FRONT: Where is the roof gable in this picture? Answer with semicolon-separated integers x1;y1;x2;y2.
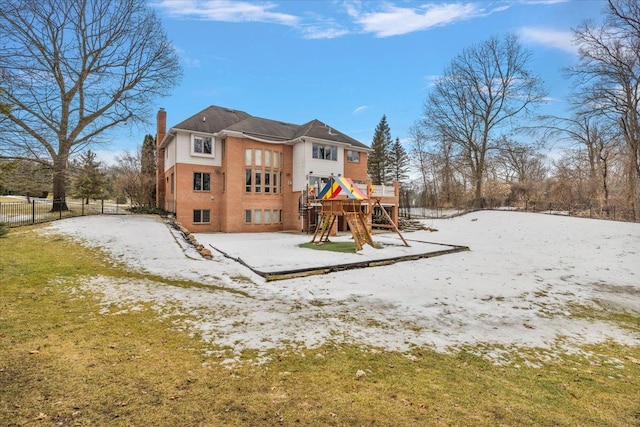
173;106;250;134
295;119;369;149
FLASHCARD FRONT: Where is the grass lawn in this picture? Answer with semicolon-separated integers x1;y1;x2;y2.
1;224;639;426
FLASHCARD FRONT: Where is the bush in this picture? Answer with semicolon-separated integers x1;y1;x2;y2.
0;222;9;238
127;206;168;215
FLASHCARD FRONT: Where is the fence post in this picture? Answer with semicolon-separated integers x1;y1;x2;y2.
613;206;616;221
32;200;35;224
101;199;104;214
59;200;62;219
82;200;84;216
590;204;592;218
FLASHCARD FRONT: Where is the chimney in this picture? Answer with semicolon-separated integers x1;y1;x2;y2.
156;108;167;209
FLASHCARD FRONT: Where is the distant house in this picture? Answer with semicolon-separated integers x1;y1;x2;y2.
155;106;398;233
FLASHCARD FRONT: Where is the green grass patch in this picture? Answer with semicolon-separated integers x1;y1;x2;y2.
299;240;382;253
299;241;358;253
567;302;640;333
1;223;639;426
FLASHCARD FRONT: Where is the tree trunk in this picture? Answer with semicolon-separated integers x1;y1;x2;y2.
473;160;484;209
51;154;69;212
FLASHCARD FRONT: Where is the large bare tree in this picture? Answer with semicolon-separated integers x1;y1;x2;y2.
569;0;640;218
421;34;546;208
0;0;181;211
541;113;620;207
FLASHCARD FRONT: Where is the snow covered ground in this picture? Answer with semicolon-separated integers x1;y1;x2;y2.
46;210;640;364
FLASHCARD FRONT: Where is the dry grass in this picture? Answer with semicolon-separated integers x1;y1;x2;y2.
1;224;639;426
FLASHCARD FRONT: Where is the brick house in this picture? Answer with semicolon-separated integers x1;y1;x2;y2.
155;105;398;233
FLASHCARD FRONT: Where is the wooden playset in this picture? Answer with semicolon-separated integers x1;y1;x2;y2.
310;177;408;251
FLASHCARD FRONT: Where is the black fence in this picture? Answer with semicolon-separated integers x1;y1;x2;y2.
400;202;638;223
0;198;127;228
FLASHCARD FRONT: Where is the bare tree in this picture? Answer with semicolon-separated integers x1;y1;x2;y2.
569;0;640;218
421;34;546;208
408;123;437;208
495;137;548;185
112;149;155;208
541;113;620;207
0;0;182;211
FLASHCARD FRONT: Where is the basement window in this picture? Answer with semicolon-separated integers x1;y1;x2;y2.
193;209;210;224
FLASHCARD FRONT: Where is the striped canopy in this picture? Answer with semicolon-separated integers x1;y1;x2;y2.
317;177;368;200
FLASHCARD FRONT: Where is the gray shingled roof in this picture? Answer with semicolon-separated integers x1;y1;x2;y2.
225;116;299;142
172;106;251;135
168;105;368;149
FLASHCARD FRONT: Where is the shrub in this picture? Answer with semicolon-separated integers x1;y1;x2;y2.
0;222;9;238
127;206;168;215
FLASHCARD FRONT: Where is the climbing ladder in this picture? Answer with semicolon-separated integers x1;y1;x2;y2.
344;211;375;251
311;213;336;244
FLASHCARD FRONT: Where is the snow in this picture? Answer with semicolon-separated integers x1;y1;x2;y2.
45;210;640;364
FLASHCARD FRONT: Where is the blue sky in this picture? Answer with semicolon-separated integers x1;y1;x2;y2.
103;0;608;163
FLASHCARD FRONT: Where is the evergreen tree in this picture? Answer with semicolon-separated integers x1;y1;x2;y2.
389;137;409;183
368;115;393;185
141;134;156;206
73;150;107;204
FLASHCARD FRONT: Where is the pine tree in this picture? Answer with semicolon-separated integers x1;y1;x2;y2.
141;134;156;206
368;115;393;185
389;137;409;183
73;150;107;204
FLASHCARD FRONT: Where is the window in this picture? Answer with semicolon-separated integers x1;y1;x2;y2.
254;209;262;224
255;171;262;193
193;209;210;223
244;210;252;223
244;149;282;194
312;143;337;161
264;210;271;224
273;210;280;224
193;172;211;191
192;135;212;155
346;150;360;163
245;169;252;192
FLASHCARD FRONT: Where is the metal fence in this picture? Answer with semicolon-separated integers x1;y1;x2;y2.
400;202;639;223
0;198;127;227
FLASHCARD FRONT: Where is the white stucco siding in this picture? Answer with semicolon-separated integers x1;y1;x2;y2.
164;138;176;172
292;138;345;191
292;141;307;192
173;130;222;167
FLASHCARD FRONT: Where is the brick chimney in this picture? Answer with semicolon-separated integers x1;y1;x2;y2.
156;108;167;209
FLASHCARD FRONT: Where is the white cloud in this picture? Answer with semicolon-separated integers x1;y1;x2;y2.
152;0;299;25
519;27;576;54
515;0;569;4
351;2;483;37
352;105;369;115
302;25;349;40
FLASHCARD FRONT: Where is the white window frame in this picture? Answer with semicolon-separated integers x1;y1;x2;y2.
191;134;214;158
